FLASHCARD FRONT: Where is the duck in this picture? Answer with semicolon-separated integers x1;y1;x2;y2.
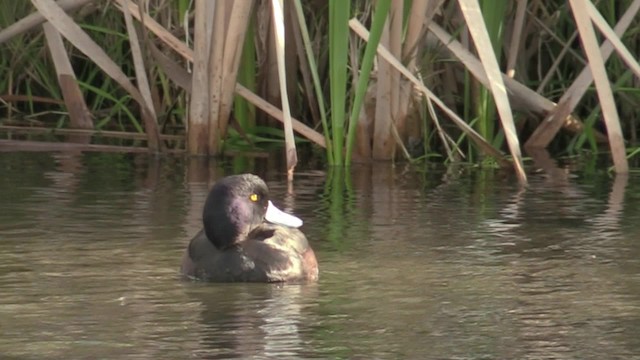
181;174;318;282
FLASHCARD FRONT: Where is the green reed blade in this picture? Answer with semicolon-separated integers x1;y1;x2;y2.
328;0;351;165
345;0;391;166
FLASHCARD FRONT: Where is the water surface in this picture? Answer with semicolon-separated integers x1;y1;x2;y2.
1;152;639;359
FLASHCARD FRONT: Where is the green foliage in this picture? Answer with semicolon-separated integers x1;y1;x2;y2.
235;15;257;133
294;0;333;164
476;0;508;148
2;0;640;167
345;0;391;165
328;0;351;165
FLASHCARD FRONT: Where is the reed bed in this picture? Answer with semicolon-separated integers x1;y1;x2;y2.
1;0;640;181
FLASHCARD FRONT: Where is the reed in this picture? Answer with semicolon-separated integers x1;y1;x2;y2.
475;0;508;146
293;0;332;164
0;1;639;175
328;0;351;165
235;19;257;134
345;0;390;165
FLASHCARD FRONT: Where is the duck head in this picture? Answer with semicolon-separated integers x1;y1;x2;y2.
202;174;302;249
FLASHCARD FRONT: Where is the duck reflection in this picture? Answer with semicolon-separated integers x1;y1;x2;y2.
185;283;318;359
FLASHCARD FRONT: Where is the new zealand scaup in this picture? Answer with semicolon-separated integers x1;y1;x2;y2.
181;174;318;282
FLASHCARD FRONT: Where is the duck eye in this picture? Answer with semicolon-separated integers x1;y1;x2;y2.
250;194;259;202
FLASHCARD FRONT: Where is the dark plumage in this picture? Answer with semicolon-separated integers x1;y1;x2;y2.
181;174;318;282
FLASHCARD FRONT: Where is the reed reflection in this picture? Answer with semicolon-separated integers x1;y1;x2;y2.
185;283;318;359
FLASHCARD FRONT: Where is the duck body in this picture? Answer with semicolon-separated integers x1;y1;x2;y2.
181;174;318;283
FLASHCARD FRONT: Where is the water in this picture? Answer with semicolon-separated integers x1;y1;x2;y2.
1;152;639;359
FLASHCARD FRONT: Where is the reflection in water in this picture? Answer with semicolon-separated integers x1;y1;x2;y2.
187;284;318;359
0;152;639;359
460;166;635;359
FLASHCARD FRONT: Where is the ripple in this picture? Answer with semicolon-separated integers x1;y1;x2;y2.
1;154;640;359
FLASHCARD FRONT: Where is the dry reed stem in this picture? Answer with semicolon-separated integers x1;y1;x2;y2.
0;139;183;153
235;84;326;148
350;19;509;167
117;0;325;150
120;1;156;119
569;0;627;173
398;0;442;142
427;22;608;145
31;0;162;151
188;0;214;155
206;0;229;154
216;1;254;152
587;2;640;79
271;0;297;178
506;0;528;78
42;22;93;129
0;0;92;44
0;125;184;140
372;15;395;159
458;0;526;183
525;0;640;148
115;0;192;61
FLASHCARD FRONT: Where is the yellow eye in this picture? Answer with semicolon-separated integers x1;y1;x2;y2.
250;194;259;202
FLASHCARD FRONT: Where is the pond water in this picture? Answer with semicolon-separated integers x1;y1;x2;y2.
1;151;639;359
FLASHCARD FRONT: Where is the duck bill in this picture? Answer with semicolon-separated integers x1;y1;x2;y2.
265;201;303;228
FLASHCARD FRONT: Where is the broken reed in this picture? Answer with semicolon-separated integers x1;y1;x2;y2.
1;1;639;172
